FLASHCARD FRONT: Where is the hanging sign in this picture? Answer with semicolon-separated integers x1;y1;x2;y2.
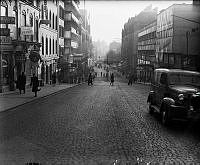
21;27;33;35
0;16;15;24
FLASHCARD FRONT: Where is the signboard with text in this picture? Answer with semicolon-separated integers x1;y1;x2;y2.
21;27;33;36
0;28;10;36
0;36;12;44
0;16;15;24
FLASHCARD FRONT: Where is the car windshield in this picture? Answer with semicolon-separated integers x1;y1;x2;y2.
169;73;200;86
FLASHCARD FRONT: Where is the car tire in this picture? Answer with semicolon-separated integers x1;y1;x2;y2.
161;105;171;126
148;102;154;115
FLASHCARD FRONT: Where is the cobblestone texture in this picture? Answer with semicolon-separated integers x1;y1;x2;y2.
0;79;199;164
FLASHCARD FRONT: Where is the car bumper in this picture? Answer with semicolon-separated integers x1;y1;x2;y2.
169;105;200;120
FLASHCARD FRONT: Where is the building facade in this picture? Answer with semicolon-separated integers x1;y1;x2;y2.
39;0;59;85
156;4;200;71
121;5;157;76
0;0;41;92
62;0;81;82
137;21;157;82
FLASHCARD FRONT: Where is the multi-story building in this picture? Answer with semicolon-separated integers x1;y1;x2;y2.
80;9;92;78
137;21;157;82
156;4;200;71
63;0;81;82
39;0;59;84
57;0;65;82
121;5;157;76
0;0;41;93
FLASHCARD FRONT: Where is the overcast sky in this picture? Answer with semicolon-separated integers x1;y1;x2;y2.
79;0;192;44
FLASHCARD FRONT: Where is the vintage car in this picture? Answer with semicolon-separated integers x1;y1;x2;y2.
147;68;200;125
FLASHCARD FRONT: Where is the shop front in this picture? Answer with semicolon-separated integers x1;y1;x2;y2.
12;40;41;88
0;44;15;93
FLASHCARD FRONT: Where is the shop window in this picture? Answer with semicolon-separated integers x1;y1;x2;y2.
2;56;9;85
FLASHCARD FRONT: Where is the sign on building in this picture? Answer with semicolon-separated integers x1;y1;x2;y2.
0;16;15;24
0;36;12;44
21;27;33;36
40;20;51;25
0;28;10;36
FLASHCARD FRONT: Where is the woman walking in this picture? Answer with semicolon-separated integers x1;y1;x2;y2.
110;73;114;86
30;73;40;97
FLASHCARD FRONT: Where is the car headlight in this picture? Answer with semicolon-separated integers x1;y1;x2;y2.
178;93;184;101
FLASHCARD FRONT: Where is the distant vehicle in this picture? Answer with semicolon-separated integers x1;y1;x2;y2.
147;68;200;125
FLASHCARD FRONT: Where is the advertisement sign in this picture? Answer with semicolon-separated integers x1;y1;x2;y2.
21;27;33;36
40;20;51;25
0;36;11;44
0;16;15;24
0;28;10;36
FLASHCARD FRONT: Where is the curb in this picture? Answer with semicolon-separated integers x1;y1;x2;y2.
0;82;85;113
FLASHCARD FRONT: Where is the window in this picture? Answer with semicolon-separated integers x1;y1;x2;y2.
160;73;168;85
55;15;58;30
42;36;44;55
41;5;44;19
53;39;55;54
53;13;55;29
49;38;51;54
55;40;57;54
49;10;51;27
22;11;26;26
59;6;64;20
22;11;26;40
59;25;64;37
46;37;48;55
0;4;8;28
35;19;39;42
29;14;33;41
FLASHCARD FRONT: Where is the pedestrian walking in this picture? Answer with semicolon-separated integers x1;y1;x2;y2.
110;73;114;86
128;73;133;86
30;73;40;97
88;73;93;86
18;72;26;94
52;72;56;86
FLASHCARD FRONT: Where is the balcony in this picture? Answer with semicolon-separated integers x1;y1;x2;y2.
65;12;79;25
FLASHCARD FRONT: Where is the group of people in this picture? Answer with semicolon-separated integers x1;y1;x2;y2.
87;72;115;86
16;73;40;97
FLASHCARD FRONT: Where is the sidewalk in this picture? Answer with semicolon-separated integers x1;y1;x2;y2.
0;83;82;112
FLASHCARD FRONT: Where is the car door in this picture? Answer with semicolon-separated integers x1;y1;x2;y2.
157;72;168;108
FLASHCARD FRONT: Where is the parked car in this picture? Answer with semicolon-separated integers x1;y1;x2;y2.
147;68;200;125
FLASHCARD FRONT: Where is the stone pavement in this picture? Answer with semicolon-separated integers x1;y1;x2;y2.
0;83;82;112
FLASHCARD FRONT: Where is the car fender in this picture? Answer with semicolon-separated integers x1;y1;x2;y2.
161;97;175;112
147;91;155;103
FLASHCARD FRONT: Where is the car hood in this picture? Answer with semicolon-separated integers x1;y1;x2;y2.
169;85;200;93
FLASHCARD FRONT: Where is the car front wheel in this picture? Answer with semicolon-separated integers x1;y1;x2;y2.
161;105;171;126
148;102;154;115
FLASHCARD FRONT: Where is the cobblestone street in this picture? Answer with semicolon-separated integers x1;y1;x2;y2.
0;78;200;164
